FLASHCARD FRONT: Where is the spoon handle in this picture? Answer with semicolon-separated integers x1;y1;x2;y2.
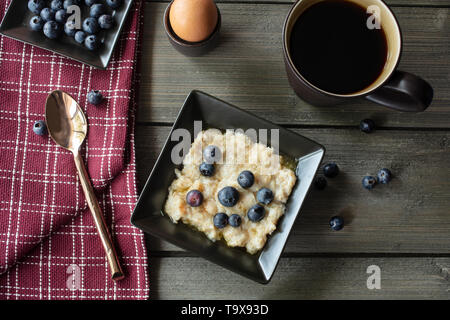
73;151;125;281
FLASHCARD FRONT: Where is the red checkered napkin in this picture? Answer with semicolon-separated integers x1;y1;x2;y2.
0;0;149;299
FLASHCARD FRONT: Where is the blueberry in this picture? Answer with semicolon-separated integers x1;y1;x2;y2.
106;0;122;9
55;9;67;23
314;176;327;190
323;162;339;178
33;120;47;136
87;90;103;105
85;34;100;50
199;162;214;177
63;0;80;9
203;145;221;164
213;213;228;229
74;30;86;44
362;176;377;190
90;3;106;18
40;8;55;22
228;214;242;228
64;20;77;36
28;0;45;14
257;187;274;205
218;186;239;207
247;204;265;222
329;216;344;231
360;119;376;133
237;170;254;189
43;21;61;39
377;168;392;184
83;17;99;34
85;0;98;5
98;14;113;29
29;16;44;31
50;0;63;11
186;190;203;207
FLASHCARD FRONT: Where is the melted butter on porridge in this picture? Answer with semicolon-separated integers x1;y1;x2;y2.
164;128;297;254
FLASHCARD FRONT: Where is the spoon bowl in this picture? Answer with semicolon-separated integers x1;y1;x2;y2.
45;90;87;152
45;90;124;281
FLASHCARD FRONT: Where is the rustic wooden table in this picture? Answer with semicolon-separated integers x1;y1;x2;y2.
135;0;450;299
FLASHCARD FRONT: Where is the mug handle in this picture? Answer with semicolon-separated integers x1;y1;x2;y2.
365;71;433;112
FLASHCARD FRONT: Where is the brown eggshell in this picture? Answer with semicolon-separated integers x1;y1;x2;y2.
169;0;218;43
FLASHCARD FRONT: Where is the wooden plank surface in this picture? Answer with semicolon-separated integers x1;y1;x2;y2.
147;0;450;6
147;256;450;299
136;125;450;254
137;3;450;128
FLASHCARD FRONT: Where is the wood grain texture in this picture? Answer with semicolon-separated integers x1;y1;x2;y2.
146;0;450;7
135;125;450;253
138;3;450;127
147;256;450;299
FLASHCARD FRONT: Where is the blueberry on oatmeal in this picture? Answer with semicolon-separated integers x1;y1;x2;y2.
257;187;274;205
199;162;215;177
203;145;221;164
186;190;203;207
237;170;254;189
218;186;239;207
247;204;265;222
213;213;228;229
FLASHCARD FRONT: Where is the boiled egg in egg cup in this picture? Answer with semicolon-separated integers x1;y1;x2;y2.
164;0;221;56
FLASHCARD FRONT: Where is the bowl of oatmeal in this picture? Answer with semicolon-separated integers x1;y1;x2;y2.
131;90;325;283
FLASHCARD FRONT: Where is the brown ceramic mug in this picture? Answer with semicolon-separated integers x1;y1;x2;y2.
282;0;433;111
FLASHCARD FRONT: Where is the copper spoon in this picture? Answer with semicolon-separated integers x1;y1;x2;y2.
45;90;124;281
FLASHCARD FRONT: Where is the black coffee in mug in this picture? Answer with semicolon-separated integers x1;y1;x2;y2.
289;0;388;95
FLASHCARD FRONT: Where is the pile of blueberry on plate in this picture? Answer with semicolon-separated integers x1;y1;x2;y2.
27;0;122;50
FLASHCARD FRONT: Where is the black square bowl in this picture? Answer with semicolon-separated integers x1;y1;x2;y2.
131;90;325;283
0;0;133;69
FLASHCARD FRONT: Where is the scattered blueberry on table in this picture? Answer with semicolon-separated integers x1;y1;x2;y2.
247;204;265;222
329;216;344;231
28;0;45;14
29;16;45;31
362;175;377;190
218;186;240;207
257;187;274;205
237;170;254;189
199;162;215;177
186;190;203;207
228;214;242;228
43;21;61;39
377;168;392;184
213;212;228;229
87;90;103;104
323;162;339;178
360;118;376;133
33;120;47;136
314;176;327;190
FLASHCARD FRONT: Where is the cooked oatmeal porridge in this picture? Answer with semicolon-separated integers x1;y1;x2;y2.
164;128;297;254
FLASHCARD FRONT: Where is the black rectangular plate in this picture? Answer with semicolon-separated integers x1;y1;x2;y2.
0;0;133;69
131;90;325;283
